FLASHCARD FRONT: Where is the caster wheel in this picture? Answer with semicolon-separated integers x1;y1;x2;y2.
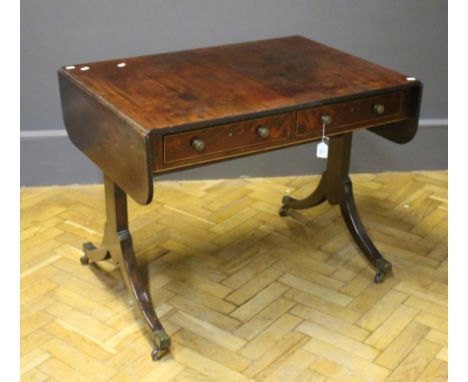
282;195;293;205
82;241;97;253
151;347;166;361
80;255;89;265
279;206;289;217
374;271;384;284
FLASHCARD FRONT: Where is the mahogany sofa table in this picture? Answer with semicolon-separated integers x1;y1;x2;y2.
58;36;422;360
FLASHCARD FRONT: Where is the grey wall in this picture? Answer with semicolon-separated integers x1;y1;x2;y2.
21;0;447;186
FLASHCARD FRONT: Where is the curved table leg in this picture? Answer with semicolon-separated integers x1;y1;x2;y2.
80;175;171;360
339;177;392;283
279;175;327;216
279;133;392;283
116;231;171;360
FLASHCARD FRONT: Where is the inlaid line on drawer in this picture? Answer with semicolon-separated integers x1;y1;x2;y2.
163;113;291;165
296;92;405;137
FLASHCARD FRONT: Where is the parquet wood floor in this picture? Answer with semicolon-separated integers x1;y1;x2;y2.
20;171;448;382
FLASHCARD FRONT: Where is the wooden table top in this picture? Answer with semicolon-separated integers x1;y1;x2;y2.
59;36;413;134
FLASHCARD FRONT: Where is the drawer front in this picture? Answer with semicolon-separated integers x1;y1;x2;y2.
163;113;291;165
296;92;404;137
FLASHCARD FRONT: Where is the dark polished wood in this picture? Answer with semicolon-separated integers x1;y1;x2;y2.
58;36;423;359
296;92;405;137
162;113;292;169
58;74;153;205
58;36;422;201
81;176;170;360
280;134;392;283
59;36;416;133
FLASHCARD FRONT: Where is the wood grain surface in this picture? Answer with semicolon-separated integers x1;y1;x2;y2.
58;73;154;205
60;36;419;134
59;36;422;204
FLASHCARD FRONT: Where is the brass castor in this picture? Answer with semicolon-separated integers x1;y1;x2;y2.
80;241;96;265
374;271;385;284
281;195;295;205
151;347;167;361
151;329;171;361
279;195;295;217
83;241;97;253
80;255;89;265
374;258;392;284
279;206;289;217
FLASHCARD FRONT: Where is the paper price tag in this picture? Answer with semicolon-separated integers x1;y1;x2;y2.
317;117;329;159
316;141;328;159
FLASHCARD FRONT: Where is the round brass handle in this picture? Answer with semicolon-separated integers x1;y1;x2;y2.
191;137;205;151
374;103;385;115
321;114;332;125
257;125;269;138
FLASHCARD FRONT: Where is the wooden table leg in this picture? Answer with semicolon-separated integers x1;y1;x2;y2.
81;175;171;360
279;133;392;283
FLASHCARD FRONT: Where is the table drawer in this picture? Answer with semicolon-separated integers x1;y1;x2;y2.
296;92;404;137
163;113;291;165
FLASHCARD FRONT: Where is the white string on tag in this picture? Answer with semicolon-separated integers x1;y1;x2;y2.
316;118;329;159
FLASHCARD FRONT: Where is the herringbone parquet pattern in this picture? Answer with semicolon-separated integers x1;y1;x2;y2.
20;171;448;382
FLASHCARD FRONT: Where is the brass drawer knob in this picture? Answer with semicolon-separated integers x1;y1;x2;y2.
374;103;385;114
191;137;205;151
321;114;332;125
257;125;269;138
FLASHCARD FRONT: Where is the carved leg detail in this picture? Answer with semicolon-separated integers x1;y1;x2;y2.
339;177;392;283
279;133;392;282
80;175;170;360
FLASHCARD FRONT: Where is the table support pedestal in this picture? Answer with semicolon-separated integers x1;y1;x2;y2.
80;176;171;360
279;133;392;283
